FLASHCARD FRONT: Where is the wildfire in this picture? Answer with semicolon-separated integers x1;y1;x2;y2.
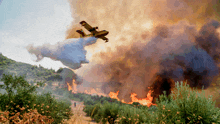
129;91;155;107
108;88;156;107
109;91;120;101
66;78;155;104
67;82;72;91
81;88;107;96
67;79;77;93
66;79;107;96
72;80;77;93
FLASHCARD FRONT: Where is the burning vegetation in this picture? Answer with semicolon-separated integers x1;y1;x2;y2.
108;88;156;107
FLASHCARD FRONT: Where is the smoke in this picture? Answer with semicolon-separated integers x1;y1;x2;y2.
59;68;82;89
195;20;220;62
39;0;220;103
26;37;97;69
76;20;220;103
149;0;220;26
66;0;220;41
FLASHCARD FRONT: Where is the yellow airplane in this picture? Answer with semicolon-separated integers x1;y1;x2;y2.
76;21;109;43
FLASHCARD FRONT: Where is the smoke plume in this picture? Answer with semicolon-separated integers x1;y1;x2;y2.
77;20;220;103
26;37;97;69
28;0;220;103
66;0;220;41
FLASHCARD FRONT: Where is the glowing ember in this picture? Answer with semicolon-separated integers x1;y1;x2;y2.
108;88;156;107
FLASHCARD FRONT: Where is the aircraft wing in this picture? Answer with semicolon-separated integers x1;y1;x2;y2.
80;21;98;34
100;36;108;42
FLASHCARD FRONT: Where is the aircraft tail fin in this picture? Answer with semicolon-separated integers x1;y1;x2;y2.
76;29;86;37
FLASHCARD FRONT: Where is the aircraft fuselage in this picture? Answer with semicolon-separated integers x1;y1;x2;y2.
94;30;109;38
77;20;109;42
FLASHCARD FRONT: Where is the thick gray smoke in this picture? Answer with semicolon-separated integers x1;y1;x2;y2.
26;37;97;69
78;20;220;103
149;21;220;102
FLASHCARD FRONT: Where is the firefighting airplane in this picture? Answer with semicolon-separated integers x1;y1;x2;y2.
76;21;109;43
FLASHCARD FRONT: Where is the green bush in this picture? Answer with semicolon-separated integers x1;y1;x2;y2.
84;102;120;124
34;92;72;123
45;74;62;81
151;81;220;124
83;101;151;124
0;74;72;124
57;68;64;73
0;74;41;114
99;102;120;124
118;105;150;124
83;103;102;119
84;98;96;105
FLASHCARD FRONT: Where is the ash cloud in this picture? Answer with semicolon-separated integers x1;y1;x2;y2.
26;37;97;69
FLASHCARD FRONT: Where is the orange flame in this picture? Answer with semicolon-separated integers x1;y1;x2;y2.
67;79;155;107
67;82;72;91
67;79;77;93
129;91;155;107
108;88;156;107
109;91;120;101
67;79;107;96
72;79;77;93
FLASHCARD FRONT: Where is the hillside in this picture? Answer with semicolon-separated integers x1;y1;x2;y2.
0;53;74;87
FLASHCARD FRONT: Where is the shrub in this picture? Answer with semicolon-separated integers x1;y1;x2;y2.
84;98;96;105
0;74;72;124
84;103;102;119
0;74;42;114
152;81;220;123
117;104;150;124
99;102;120;124
34;92;72;123
57;68;64;73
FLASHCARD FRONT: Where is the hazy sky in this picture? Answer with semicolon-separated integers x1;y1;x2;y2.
0;0;73;71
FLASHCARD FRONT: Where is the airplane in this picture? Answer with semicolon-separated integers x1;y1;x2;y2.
76;21;109;43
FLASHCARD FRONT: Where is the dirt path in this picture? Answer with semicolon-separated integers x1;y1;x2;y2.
53;94;100;124
64;100;98;124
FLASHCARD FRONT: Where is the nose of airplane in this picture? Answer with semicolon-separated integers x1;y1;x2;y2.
105;31;109;35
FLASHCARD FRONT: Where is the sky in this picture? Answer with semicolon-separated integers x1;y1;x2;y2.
0;0;73;71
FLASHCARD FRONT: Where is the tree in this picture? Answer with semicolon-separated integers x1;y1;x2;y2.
0;74;43;111
57;68;64;73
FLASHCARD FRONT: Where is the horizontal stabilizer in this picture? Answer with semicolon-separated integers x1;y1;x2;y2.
76;30;86;37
